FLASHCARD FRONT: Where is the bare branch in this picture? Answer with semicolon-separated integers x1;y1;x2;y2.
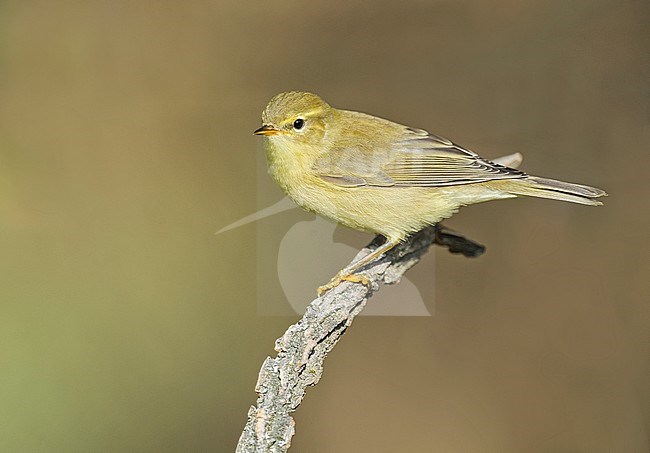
236;224;484;452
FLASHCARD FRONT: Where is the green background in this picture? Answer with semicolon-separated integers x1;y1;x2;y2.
0;0;648;451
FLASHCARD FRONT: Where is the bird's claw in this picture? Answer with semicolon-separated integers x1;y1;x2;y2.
317;271;371;296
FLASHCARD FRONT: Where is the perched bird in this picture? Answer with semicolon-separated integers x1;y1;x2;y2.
254;91;606;294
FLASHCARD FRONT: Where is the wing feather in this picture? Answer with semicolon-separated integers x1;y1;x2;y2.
314;126;526;188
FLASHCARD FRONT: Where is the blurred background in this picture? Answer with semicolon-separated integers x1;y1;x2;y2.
1;0;648;451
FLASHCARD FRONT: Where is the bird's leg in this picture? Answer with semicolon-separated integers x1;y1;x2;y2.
317;238;399;296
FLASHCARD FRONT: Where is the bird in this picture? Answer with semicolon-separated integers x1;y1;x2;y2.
254;91;607;295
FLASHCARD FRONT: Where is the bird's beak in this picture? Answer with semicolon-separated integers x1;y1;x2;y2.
253;125;282;136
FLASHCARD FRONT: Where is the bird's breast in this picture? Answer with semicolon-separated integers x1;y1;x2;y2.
264;139;332;210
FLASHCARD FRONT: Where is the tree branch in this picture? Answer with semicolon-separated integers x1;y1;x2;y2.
236;224;484;452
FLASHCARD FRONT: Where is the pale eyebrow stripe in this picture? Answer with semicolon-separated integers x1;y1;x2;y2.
299;108;324;118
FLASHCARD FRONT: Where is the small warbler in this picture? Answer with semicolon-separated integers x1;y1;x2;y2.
254;91;606;294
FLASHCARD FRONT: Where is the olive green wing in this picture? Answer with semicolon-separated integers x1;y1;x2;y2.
313;128;527;188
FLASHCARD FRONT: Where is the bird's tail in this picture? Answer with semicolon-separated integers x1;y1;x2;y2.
501;176;607;206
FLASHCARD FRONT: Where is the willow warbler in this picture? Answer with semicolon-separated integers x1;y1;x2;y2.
254;91;606;294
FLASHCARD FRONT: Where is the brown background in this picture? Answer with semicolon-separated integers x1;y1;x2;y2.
0;0;648;451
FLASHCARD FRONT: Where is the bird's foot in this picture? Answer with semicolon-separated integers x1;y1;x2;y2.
317;271;370;296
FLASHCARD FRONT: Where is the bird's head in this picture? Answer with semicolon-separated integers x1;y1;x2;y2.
254;91;331;148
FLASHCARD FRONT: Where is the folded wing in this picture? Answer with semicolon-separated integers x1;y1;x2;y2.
314;127;527;188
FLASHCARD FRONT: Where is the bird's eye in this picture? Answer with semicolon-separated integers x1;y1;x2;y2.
293;118;305;130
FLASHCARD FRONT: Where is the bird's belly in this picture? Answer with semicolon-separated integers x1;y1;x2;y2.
285;181;465;241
